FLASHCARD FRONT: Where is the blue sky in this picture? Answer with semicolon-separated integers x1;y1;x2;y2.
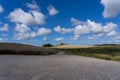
0;0;120;46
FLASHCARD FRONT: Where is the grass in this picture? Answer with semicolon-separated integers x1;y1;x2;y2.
58;45;120;61
0;43;58;55
112;56;120;61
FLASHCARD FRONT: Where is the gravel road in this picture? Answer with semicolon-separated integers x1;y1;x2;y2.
0;52;120;80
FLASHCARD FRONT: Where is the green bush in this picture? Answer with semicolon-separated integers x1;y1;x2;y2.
42;43;53;47
59;43;66;45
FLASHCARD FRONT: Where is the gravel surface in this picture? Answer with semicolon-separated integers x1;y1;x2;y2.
0;52;120;80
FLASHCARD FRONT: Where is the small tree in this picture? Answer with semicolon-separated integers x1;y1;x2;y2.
42;43;53;47
59;43;66;45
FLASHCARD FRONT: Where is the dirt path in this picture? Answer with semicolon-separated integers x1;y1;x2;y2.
0;54;120;80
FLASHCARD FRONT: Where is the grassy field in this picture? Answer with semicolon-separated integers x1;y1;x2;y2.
0;43;58;55
57;44;120;61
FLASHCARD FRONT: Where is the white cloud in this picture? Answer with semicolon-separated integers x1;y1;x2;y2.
54;25;74;34
114;35;120;42
8;8;45;25
0;38;3;41
0;24;9;31
71;18;84;26
1;34;8;37
104;22;117;32
72;19;117;35
14;24;32;40
47;5;59;16
0;5;4;13
43;36;48;41
87;36;97;40
96;33;104;37
55;37;64;42
53;19;118;41
115;36;120;40
70;18;118;40
74;24;90;35
26;0;39;10
87;20;103;34
107;31;118;36
31;11;45;25
15;24;30;33
72;34;80;40
0;38;8;42
101;0;120;18
37;28;52;36
14;24;51;40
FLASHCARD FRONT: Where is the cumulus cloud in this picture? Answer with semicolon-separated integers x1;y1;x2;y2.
114;35;120;42
0;24;9;31
74;24;90;35
26;0;39;10
8;8;45;25
73;19;117;35
101;0;120;18
0;5;4;13
104;22;117;32
54;25;74;34
15;24;30;33
71;18;84;26
37;28;52;36
54;18;118;40
47;5;59;16
72;34;80;40
87;36;97;40
107;31;118;36
14;24;51;40
55;37;64;42
71;18;118;40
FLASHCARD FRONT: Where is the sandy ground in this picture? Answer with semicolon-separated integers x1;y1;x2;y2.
52;45;93;49
0;52;120;80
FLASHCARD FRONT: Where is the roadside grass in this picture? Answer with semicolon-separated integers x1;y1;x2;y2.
58;45;120;61
112;56;120;61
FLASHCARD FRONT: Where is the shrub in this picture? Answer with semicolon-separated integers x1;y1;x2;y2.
42;43;53;47
59;43;66;45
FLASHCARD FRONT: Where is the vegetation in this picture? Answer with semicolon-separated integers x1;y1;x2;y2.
0;43;57;55
42;43;53;47
58;43;66;45
59;44;120;61
112;56;120;61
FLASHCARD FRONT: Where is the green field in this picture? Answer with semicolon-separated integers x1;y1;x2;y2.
59;44;120;61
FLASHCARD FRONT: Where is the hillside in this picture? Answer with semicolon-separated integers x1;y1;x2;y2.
0;43;57;55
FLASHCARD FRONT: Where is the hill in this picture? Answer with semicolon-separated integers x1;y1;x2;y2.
0;43;57;55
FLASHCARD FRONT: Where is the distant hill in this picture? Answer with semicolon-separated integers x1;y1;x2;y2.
95;44;120;47
0;43;57;55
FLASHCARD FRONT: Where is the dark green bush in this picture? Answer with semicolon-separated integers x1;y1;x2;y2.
42;43;53;47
